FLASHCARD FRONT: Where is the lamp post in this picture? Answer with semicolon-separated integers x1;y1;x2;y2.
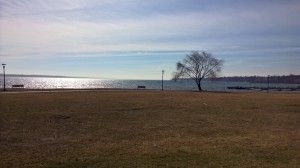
2;64;6;91
162;70;164;91
267;75;270;93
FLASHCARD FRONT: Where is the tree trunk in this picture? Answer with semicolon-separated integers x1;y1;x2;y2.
197;80;202;91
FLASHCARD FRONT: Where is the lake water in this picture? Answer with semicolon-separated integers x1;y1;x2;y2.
0;77;299;92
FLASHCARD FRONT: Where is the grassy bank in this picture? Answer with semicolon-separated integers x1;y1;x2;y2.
0;90;299;167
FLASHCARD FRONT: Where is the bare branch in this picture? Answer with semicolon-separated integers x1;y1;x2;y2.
172;51;224;91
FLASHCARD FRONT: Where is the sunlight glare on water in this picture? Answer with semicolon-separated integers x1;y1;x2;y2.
1;77;300;91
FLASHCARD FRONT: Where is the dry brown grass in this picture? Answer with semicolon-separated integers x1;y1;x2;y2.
0;90;299;167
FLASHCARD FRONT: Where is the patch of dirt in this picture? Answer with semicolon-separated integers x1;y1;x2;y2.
50;115;71;119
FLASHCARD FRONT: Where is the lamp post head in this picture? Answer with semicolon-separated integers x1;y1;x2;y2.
2;64;5;67
162;70;164;75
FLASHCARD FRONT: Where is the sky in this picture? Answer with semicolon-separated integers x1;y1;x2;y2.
0;0;299;79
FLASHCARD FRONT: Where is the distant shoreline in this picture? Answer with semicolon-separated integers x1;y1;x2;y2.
2;74;85;78
2;74;300;84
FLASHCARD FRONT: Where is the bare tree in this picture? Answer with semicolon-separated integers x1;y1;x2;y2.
173;51;224;91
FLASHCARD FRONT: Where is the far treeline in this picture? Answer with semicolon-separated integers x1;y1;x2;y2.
210;74;300;84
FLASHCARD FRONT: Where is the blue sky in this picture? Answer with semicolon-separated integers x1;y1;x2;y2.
0;0;299;79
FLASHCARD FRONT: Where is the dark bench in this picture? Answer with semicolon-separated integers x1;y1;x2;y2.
12;85;24;88
137;86;146;89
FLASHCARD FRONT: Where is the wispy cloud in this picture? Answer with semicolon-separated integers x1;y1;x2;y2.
0;0;299;77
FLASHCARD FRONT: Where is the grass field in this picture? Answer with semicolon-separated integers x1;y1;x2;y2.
0;90;299;167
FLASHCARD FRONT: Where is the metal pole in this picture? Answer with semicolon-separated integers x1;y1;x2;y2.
162;70;164;91
2;64;6;91
267;75;270;93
